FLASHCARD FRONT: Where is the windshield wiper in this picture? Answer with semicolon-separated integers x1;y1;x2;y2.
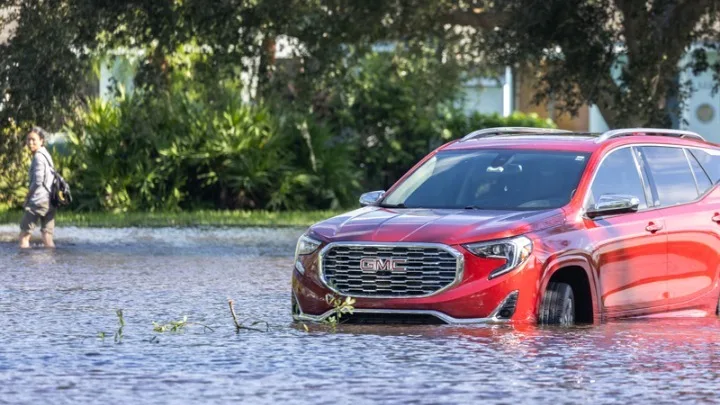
464;205;484;210
379;203;406;208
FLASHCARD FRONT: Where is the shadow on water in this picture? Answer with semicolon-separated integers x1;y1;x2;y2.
1;227;720;404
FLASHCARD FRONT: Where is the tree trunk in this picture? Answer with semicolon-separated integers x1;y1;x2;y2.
255;35;276;102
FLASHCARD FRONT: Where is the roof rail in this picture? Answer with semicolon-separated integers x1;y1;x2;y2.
595;128;705;143
461;127;572;141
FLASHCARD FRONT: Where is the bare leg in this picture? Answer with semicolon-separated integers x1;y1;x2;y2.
19;232;31;248
42;232;55;248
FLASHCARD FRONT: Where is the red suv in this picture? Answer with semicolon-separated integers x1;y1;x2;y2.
292;127;720;325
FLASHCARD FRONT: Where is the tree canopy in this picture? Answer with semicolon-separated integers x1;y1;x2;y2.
0;0;718;129
484;0;720;127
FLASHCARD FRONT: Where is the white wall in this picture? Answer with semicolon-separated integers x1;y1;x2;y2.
459;71;512;117
589;105;609;133
99;55;137;101
461;85;504;116
679;48;720;143
589;45;720;141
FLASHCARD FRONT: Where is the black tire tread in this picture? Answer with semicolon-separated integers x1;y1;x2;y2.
539;282;575;325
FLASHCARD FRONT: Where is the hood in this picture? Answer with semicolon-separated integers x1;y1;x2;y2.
310;206;565;244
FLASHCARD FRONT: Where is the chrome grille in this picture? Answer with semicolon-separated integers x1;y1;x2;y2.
320;243;462;298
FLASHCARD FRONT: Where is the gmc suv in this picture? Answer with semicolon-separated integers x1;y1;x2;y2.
291;127;720;325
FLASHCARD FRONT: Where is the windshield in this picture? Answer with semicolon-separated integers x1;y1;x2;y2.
382;149;590;210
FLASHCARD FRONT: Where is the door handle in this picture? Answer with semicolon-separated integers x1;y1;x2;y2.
713;213;720;223
645;222;663;233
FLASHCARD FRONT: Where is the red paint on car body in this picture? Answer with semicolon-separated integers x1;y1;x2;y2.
292;133;720;324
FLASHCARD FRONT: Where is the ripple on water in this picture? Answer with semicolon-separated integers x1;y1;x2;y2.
1;228;720;404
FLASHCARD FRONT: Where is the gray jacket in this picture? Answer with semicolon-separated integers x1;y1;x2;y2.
24;147;54;216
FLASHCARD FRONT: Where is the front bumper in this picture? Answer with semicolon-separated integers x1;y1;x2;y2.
292;291;519;324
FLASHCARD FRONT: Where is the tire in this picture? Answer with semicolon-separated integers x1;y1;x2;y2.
539;282;575;326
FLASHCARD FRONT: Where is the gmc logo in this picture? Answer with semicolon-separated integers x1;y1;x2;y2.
359;257;407;272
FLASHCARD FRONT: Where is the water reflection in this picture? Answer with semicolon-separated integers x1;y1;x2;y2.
1;229;719;404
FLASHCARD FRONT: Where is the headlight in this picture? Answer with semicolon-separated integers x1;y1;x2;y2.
463;236;533;279
294;234;322;274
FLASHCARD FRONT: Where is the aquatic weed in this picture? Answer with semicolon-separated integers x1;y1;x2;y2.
96;309;124;343
114;309;125;343
323;294;356;331
152;315;214;333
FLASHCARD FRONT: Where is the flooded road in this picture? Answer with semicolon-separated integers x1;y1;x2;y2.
1;226;720;404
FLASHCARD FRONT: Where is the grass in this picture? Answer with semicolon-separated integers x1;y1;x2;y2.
0;207;348;228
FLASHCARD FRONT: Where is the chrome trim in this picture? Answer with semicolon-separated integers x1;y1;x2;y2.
291;291;517;325
629;146;653;206
294;260;306;275
359;190;386;206
595;128;705;143
461;127;571;141
318;242;465;299
586;194;640;219
683;148;702;195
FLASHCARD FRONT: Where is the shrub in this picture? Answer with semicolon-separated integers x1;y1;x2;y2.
446;110;557;139
321;49;556;192
328;49;464;191
0;122;31;208
61;81;361;211
269;113;361;210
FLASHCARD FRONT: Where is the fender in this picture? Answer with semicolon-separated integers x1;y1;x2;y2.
539;252;601;323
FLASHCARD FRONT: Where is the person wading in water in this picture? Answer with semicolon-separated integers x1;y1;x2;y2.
19;127;56;248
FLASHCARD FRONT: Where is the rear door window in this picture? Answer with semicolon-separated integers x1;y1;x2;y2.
640;146;699;206
589;148;648;209
686;149;713;194
688;148;720;184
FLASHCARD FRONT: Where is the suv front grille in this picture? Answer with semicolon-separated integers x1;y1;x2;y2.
320;243;463;298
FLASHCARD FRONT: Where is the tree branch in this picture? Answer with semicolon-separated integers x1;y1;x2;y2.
615;0;647;64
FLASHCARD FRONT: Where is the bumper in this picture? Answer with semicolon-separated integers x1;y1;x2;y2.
292;245;542;324
292;291;519;324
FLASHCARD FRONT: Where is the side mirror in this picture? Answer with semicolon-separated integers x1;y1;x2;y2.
359;190;385;206
586;194;640;219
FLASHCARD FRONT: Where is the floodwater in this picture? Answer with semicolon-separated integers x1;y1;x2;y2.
1;225;720;404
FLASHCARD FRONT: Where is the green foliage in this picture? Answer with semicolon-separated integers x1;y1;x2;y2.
446;111;557;141
324;47;464;190
486;0;720;127
115;309;125;343
270;113;361;210
62;79;361;211
153;316;189;333
1;2;568;212
62;93;188;211
311;47;554;191
0;123;30;207
323;294;356;330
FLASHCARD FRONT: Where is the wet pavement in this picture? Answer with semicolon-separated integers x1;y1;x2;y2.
1;226;719;404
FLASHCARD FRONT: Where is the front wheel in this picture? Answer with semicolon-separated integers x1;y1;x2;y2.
539;282;575;326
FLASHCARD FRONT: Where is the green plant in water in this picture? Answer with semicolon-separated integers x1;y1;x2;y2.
153;316;189;333
323;294;356;330
114;309;125;343
153;315;214;333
